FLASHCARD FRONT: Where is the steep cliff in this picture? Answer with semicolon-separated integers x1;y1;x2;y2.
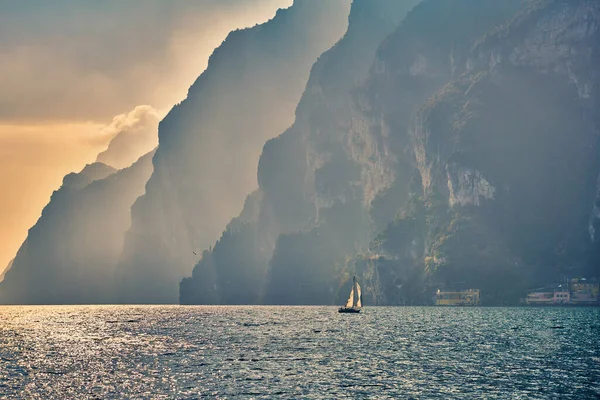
116;0;352;304
363;0;600;305
181;0;423;305
0;152;154;304
182;0;600;306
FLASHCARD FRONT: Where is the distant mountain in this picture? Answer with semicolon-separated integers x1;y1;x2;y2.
181;0;424;305
0;152;154;304
183;0;600;306
116;0;352;304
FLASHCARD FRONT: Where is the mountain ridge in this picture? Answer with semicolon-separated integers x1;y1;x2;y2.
115;0;352;304
0;151;155;304
182;0;600;306
181;0;424;305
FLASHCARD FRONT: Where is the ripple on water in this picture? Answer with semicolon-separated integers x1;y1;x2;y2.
0;305;599;398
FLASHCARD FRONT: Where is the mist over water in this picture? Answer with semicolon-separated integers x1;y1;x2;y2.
1;306;599;398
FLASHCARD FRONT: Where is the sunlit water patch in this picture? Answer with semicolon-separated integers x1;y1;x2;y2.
1;306;599;398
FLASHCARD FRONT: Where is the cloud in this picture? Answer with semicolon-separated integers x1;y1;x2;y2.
0;0;293;123
96;105;161;169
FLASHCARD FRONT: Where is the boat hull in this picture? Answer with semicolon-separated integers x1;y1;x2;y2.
338;307;361;314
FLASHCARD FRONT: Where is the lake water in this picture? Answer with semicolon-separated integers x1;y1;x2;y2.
1;306;599;399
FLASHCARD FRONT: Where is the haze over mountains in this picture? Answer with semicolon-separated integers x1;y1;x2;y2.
0;0;296;276
183;0;600;306
2;0;600;305
115;0;351;304
181;0;423;305
0;0;351;304
0;153;154;304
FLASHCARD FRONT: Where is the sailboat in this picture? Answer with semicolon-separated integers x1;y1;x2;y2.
338;276;362;313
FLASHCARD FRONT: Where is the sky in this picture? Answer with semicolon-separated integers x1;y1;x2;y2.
0;0;292;273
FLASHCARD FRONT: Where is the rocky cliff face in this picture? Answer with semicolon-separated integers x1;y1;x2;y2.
181;0;423;305
363;0;600;305
183;0;600;306
116;0;351;304
0;152;154;304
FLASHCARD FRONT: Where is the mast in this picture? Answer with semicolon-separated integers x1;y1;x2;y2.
352;276;356;307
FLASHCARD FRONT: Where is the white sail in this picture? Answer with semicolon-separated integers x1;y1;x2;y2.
355;282;362;308
345;286;355;308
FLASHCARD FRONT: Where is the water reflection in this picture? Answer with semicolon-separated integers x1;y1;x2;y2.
0;306;599;398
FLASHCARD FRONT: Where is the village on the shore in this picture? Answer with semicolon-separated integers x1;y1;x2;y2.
433;277;599;306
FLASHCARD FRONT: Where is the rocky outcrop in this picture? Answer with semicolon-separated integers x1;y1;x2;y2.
0;152;154;304
116;0;352;304
446;163;495;208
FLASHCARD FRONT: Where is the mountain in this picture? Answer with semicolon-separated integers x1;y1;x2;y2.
387;0;600;304
347;0;600;305
0;152;154;304
183;0;600;306
6;0;597;306
181;0;425;305
115;0;352;304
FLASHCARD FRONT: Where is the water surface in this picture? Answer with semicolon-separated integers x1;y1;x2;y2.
1;306;599;398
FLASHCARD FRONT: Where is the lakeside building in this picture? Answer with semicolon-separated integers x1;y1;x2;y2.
570;278;599;304
525;277;598;305
435;289;481;306
525;291;554;305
